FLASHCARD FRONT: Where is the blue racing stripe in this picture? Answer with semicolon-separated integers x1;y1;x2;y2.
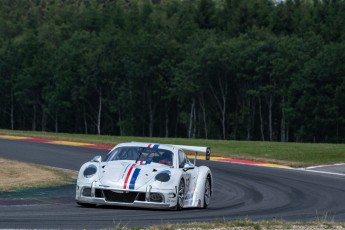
129;168;141;190
153;144;159;149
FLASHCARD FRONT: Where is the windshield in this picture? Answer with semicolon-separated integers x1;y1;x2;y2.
103;147;174;166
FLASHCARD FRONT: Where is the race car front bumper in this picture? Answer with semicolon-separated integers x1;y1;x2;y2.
76;184;177;209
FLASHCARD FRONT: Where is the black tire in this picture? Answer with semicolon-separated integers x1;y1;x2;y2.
203;176;211;209
174;179;185;211
76;201;96;208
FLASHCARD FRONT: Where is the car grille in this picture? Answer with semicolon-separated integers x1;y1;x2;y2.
103;190;139;203
95;189;163;203
95;189;104;198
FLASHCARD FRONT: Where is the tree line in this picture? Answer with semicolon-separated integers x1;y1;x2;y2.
1;0;345;142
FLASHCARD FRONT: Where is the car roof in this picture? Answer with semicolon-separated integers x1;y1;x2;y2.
115;142;177;152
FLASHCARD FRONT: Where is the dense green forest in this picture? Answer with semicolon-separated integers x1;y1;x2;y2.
1;0;345;142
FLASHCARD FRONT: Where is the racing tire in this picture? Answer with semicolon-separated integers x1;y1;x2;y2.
203;176;211;209
76;201;96;208
174;179;185;211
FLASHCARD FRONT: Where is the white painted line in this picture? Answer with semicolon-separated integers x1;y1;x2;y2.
215;159;345;177
296;168;345;177
302;163;345;170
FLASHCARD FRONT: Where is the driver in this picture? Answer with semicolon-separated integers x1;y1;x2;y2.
159;152;173;166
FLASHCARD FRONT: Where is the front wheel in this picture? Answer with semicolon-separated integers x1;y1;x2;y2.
174;179;185;211
203;177;211;208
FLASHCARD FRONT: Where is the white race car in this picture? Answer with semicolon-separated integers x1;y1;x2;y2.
75;142;212;210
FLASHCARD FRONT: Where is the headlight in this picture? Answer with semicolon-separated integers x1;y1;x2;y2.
83;164;97;178
155;170;171;182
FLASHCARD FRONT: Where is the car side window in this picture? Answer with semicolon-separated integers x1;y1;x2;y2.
178;150;187;168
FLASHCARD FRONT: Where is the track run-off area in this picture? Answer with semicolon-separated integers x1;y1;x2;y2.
1;137;345;229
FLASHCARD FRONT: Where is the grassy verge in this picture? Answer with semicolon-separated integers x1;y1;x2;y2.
116;220;345;230
1;129;345;167
0;158;75;192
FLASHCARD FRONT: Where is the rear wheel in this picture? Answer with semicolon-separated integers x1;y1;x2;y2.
175;179;185;211
203;177;211;208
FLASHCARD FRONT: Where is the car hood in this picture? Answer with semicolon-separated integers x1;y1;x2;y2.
98;161;169;190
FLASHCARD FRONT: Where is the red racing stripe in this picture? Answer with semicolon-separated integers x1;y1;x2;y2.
219;158;268;165
81;144;113;150
123;164;136;189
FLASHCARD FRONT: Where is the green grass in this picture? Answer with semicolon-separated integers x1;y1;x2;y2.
0;157;75;192
150;220;345;230
1;129;345;167
110;220;345;230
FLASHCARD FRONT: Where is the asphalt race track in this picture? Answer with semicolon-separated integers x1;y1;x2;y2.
1;139;345;229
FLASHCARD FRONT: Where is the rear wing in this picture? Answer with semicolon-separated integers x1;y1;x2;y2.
171;145;211;161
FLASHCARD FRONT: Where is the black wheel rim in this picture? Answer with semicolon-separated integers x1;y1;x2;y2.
204;179;211;206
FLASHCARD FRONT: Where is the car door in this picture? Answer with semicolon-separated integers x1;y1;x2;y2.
178;150;194;203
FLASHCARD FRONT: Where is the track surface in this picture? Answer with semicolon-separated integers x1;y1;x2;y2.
1;139;345;229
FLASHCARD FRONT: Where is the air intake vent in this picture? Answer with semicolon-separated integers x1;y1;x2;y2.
103;190;138;203
82;187;91;197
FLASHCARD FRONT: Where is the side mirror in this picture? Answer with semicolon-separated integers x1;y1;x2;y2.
183;162;195;171
91;156;102;163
